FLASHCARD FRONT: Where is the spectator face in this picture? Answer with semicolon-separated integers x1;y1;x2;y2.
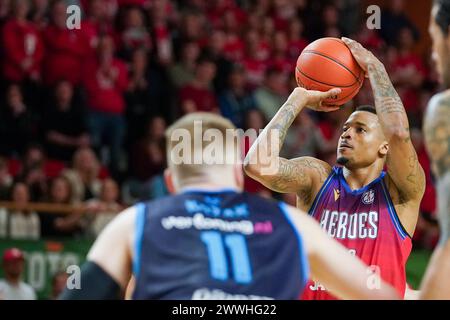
55;81;73;109
196;61;216;84
265;71;286;95
245;30;260;56
131;49;148;71
12;0;30;19
289;18;304;39
245;110;265;131
12;183;29;205
273;31;288;54
89;0;105;20
209;30;226;55
181;42;200;64
229;68;245;91
6;85;24;111
50;177;71;203
32;0;49;12
74;148;99;174
51;0;66;28
262;17;275;38
148;117;166;140
125;7;144;29
183;13;203;40
323;5;338;27
3;258;25;279
223;10;237;33
101;178;119;203
391;0;405;14
25;146;44;169
398;27;415;50
52;272;68;299
97;36;115;62
430;5;450;87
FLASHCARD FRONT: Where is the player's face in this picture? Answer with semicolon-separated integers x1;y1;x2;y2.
337;111;388;169
430;6;450;87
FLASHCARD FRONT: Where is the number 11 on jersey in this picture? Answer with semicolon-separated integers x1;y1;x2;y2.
201;231;253;284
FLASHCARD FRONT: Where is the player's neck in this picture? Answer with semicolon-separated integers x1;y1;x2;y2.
342;164;383;190
180;183;240;193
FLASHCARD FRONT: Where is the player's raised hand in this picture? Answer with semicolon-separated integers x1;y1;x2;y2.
293;87;342;112
341;37;382;76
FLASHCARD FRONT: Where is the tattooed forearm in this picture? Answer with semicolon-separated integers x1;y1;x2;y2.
424;93;450;178
368;62;408;119
270;103;300;152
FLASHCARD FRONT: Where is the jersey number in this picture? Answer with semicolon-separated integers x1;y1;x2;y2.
201;231;252;284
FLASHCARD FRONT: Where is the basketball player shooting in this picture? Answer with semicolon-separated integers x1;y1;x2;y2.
60;113;398;300
418;0;450;300
244;37;425;300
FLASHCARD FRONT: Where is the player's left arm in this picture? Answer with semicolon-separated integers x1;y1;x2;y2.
60;207;136;299
343;38;425;205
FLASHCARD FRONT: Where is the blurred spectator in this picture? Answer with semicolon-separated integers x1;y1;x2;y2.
321;4;342;38
0;158;13;200
0;182;40;240
242;29;270;88
17;144;48;201
80;0;115;53
281;110;336;159
271;0;297;32
130;116;166;181
205;29;233;94
29;0;50;29
83;35;129;176
169;41;199;89
379;0;419;46
390;27;426;125
118;6;151;60
39;176;82;238
49;271;68;300
43;81;90;162
179;55;219;114
0;0;11;26
84;178;122;237
42;0;90;86
0;84;38;157
62;147;102;203
270;31;293;79
254;67;288;120
1;0;44;83
218;64;257;128
149;0;173;66
287;18;308;61
0;248;36;300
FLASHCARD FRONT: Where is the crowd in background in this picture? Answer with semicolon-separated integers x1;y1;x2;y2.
0;0;440;249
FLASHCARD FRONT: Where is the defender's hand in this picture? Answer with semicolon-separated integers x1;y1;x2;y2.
341;37;382;76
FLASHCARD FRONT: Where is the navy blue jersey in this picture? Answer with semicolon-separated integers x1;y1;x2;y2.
132;189;309;300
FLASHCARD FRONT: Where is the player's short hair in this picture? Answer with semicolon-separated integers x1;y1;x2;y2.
434;0;450;35
165;113;240;181
355;105;377;115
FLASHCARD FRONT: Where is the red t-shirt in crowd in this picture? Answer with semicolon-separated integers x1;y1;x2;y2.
42;25;91;85
83;58;129;114
1;19;44;82
179;84;218;113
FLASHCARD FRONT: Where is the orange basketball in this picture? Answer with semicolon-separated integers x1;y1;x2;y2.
295;37;364;106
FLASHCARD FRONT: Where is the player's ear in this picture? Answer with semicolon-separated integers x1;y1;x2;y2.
234;164;244;190
378;141;389;157
164;169;176;194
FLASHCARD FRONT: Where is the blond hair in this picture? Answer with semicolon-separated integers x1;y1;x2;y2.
165;112;241;183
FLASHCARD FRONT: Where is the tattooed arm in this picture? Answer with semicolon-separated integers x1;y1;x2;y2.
424;92;450;244
244;87;339;202
343;38;425;207
420;99;450;299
